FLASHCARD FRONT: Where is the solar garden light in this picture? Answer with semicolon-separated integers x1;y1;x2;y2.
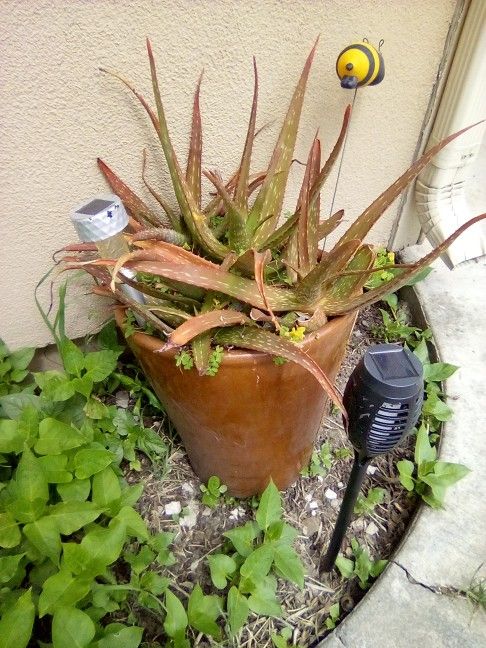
71;194;145;321
320;343;423;572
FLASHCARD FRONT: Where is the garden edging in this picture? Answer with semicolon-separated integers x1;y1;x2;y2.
318;246;486;648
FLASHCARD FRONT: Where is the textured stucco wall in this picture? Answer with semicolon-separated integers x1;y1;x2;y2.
1;0;458;349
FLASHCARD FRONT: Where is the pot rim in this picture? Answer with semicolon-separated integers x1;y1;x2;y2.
114;307;356;363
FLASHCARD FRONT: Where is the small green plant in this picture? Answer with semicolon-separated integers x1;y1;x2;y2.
206;480;305;637
335;538;387;589
324;602;341;630
397;423;469;508
334;447;353;460
206;345;224;376
271;626;302;647
465;574;486;612
0;341;34;397
354;487;386;516
200;475;228;508
175;349;194;371
301;442;333;477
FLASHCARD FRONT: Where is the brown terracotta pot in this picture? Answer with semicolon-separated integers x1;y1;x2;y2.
115;309;356;497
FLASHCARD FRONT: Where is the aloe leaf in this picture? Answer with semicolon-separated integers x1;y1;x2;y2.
191;293;216;375
142;149;182;231
113;290;173;336
322;245;375;302
318;209;344;241
186;72;203;207
249;40;318;244
337;121;484;246
146;39;228;259
282;231;299;283
122;259;299;311
234;57;259;211
262;211;299;250
296;240;361;307
214;326;346;416
166;310;252;347
117;274;198;309
203;170;250;251
309;105;351;207
323;213;486;314
298;135;321;274
132;228;188;246
253;250;278;327
97;158;163;228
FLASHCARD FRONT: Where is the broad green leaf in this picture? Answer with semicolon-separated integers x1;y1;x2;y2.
227;586;249;636
354;547;373;587
47;501;105;535
150;531;176;566
92;466;122;507
114;506;148;540
139;570;169;594
273;544;305;588
83;350;119;382
207;553;237;589
24;516;62;565
62;542;90;575
223;521;260;557
59;338;85;376
74;448;116;479
164;589;188;639
95;625;144;648
421;462;470;489
0;553;25;584
239;544;274;589
0;588;35;648
14;446;49;503
247;575;282;617
0;393;40;419
71;374;94;399
0;419;25;453
414;424;436;466
187;583;222;639
52;606;96;648
335;555;354;579
9;347;35;372
256;480;282;531
79;519;127;573
0;511;21;547
422;395;453;422
397;460;415;491
423;362;458;383
413;338;429;364
39;569;91;616
7;496;46;523
34;418;86;455
38;454;73;484
370;559;388;578
57;478;91;502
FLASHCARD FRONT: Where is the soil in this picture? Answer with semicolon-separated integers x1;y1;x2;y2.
123;304;419;647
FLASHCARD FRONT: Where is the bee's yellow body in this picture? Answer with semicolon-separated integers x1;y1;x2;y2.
336;41;385;89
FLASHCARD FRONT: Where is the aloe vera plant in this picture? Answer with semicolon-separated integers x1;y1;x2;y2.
64;39;485;411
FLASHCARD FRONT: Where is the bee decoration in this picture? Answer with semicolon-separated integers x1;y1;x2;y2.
336;39;385;89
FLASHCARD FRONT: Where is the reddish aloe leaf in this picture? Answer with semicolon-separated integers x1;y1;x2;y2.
203;169;250;250
62;243;97;252
166;309;252;347
296;240;361;307
234;57;259;211
129;240;219;268
186;71;203;207
318;209;344;240
214;326;346;418
249;39;319;244
262;211;299;251
253;249;279;328
297;135;320;275
324;213;486;314
97;158;162;227
282;232;299;283
146;39;228;259
309;105;351;207
121;259;299;311
191;292;217;375
337;121;484;246
142;149;181;231
113;288;174;336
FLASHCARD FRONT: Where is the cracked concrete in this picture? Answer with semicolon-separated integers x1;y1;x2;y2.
318;250;486;648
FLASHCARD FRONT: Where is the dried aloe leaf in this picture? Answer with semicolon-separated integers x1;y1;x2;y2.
166;309;252;347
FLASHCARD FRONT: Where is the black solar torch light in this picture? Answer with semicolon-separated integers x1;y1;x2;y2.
320;343;423;572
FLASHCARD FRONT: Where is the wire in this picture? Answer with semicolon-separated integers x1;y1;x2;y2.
329;87;358;217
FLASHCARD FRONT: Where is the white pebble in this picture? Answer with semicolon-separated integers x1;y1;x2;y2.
366;522;379;536
325;488;337;500
164;501;182;516
304;492;313;502
179;501;198;529
367;465;378;475
317;476;324;483
337;481;344;488
115;390;129;408
181;483;195;495
309;500;319;510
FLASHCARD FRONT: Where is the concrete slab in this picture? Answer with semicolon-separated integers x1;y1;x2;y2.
318;249;486;647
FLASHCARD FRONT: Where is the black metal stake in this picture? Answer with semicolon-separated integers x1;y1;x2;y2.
320;452;370;572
